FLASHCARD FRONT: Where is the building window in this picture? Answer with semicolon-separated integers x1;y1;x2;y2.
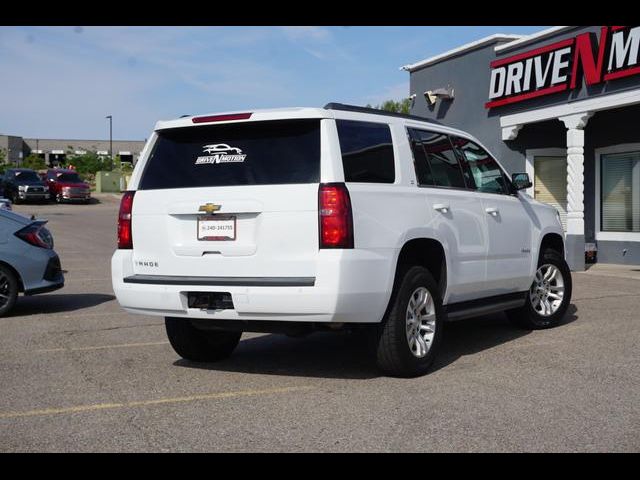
601;151;640;233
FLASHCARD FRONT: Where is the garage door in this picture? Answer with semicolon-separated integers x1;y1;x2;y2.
534;156;567;231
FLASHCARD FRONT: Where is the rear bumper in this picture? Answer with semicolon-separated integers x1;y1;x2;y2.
111;249;396;324
24;281;64;296
22;254;65;295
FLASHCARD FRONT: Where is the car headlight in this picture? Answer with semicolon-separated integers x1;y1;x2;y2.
18;185;27;192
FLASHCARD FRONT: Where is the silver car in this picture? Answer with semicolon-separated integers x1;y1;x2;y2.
0;209;64;316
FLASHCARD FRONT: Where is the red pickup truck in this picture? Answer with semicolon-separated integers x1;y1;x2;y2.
45;169;91;203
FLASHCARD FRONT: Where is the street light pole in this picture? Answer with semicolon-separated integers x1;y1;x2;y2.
105;115;113;168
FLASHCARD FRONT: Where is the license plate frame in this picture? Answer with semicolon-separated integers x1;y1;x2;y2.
197;215;236;241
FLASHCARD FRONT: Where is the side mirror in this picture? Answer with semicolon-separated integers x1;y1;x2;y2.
511;172;532;191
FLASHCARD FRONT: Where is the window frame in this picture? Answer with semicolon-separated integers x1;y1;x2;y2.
595;144;640;241
405;127;473;192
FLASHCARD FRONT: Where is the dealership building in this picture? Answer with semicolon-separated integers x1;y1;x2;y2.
0;134;146;166
403;26;640;269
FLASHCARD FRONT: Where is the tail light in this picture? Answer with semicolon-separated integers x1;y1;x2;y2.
15;221;54;249
118;191;135;249
318;183;354;249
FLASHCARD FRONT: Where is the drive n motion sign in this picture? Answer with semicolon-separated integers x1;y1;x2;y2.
486;26;640;108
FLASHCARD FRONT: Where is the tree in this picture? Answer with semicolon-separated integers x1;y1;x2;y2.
365;98;412;114
22;154;47;171
65;151;108;176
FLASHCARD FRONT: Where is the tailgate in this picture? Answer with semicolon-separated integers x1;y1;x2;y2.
130;118;321;279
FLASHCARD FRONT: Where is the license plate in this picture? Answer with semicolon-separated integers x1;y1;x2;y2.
197;215;236;241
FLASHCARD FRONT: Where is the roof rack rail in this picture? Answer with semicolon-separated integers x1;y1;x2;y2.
323;102;441;125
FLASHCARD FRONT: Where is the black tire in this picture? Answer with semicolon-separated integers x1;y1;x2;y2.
11;191;20;205
0;265;19;317
373;266;444;377
55;194;63;204
165;317;241;362
506;248;572;329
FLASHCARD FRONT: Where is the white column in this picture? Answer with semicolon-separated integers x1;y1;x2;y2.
559;112;593;270
633;159;640;232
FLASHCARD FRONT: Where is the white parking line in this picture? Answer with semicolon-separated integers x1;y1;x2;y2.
0;386;315;419
37;341;169;353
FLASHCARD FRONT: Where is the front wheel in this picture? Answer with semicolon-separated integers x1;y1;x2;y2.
165;317;241;362
373;266;444;377
506;249;572;329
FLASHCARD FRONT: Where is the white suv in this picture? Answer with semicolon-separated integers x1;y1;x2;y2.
111;103;572;377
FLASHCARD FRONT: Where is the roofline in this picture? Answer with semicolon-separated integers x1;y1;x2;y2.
1;134;145;143
22;137;145;143
323;102;441;125
494;26;574;53
400;33;524;72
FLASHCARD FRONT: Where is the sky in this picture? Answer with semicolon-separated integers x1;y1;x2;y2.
0;26;547;140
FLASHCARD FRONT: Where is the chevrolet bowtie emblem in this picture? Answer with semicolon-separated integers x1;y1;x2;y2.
198;203;221;214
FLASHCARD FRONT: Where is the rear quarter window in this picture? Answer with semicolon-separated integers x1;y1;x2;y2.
336;120;395;183
138;119;321;190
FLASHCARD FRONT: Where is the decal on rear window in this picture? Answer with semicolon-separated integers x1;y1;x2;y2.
195;144;247;165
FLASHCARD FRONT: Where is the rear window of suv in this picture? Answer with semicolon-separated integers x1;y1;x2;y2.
336;120;395;183
139;119;320;190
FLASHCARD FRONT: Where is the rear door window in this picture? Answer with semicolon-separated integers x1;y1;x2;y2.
138;119;321;190
336;120;395;183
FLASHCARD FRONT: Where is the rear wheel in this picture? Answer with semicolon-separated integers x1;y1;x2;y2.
373;266;444;377
506;248;572;329
165;317;241;362
0;265;19;317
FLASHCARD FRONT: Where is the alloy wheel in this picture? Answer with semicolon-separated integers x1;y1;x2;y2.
529;264;565;317
405;287;437;358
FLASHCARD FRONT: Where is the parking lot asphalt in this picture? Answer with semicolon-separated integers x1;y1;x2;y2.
0;196;638;452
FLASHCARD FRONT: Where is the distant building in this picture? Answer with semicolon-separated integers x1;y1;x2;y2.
0;134;146;167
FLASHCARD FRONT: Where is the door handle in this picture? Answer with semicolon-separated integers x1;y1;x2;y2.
485;207;499;216
433;203;450;213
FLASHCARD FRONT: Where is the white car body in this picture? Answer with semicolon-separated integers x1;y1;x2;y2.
111;106;564;326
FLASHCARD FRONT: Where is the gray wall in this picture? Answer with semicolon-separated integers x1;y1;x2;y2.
22;138;145;155
0;135;25;165
409;39;523;171
1;134;146;166
409;26;640;174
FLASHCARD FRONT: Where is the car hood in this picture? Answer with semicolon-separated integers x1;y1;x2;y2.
16;180;46;186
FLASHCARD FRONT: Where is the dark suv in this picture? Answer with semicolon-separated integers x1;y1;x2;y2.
2;168;50;204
